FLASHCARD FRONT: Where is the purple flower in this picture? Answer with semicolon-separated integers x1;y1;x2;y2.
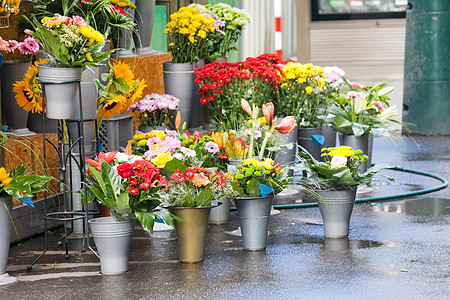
205;141;219;154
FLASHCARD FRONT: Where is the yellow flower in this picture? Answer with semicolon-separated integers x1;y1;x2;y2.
86;53;93;62
79;26;105;44
0;167;11;187
211;131;225;148
147;130;166;140
99;95;127;118
168;42;175;47
305;86;313;94
112;61;135;90
133;133;147;141
136;139;147;147
257;117;267;127
151;152;172;168
328;146;356;157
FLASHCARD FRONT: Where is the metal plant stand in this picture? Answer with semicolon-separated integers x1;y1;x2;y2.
27;79;99;271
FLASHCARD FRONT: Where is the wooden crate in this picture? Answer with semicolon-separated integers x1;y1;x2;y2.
2;133;60;207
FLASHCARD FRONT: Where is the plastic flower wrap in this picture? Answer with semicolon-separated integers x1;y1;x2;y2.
128;93;179;128
161;163;238;207
25;13;113;68
318;79;399;137
0;32;39;62
13;59;47;113
296;145;393;190
276;62;325;128
0;0;20;17
229;157;290;197
84;150;180;233
205;3;251;57
96;61;147;122
165;7;216;63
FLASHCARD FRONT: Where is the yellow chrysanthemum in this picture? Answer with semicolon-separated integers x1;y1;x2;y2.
151;152;172;168
79;25;105;44
137;139;148;147
133;133;147;141
0;167;11;186
328;146;356;157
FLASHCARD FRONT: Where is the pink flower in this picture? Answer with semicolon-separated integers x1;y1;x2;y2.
24;29;32;37
205;141;219;154
276;116;297;134
351;82;364;89
20;37;39;55
0;37;9;51
5;40;18;53
72;15;87;27
262;103;274;126
180;147;196;158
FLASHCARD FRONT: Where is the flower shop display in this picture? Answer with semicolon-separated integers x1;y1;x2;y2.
318;80;399;171
84;150;179;273
0;164;53;285
163;6;217;128
161;159;237;262
25;13;113;119
128;93;179;132
0;34;40;136
225;100;293;251
296;145;393;238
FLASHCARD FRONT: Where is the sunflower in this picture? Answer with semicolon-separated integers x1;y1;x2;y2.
124;79;147;109
99;94;127;118
14;79;43;113
112;61;135;89
0;167;11;187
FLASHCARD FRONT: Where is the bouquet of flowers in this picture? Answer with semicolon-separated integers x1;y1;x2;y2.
84;150;179;233
128;93;179;129
0;33;39;62
161;161;237;207
13;59;47;113
205;3;251;57
319;79;399;137
240;99;297;159
0;164;53;207
195;54;287;130
0;0;20;17
26;13;113;68
211;130;249;160
96;61;147;124
296;145;393;190
276;62;325;128
229;157;290;197
165;7;216;63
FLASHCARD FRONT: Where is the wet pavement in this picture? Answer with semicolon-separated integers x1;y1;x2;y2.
1;136;449;300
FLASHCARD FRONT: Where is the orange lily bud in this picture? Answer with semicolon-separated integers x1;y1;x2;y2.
175;111;181;130
276;116;298;134
241;99;252;117
262;103;274;126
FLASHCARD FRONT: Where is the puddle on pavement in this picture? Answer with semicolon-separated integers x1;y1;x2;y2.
371;197;450;217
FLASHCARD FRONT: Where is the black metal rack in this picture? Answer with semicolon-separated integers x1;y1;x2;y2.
27;78;99;271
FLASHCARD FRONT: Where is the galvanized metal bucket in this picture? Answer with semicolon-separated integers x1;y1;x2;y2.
89;217;135;275
234;195;274;251
209;199;229;224
0;196;18;286
316;189;357;238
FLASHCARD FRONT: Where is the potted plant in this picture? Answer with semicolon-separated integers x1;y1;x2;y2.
25;13;113;119
319;80;399;172
0;33;39;136
128;93;179;132
226;100;293;251
163;6;217;128
161;159;237;263
84;149;178;274
296;145;393;238
0;164;53;286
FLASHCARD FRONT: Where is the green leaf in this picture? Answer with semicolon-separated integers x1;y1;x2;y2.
163;158;187;178
135;211;155;234
182;192;196;207
245;178;261;197
113;77;130;93
195;185;213;206
10;165;26;177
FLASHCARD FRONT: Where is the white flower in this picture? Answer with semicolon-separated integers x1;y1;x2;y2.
330;155;347;169
205;141;220;154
